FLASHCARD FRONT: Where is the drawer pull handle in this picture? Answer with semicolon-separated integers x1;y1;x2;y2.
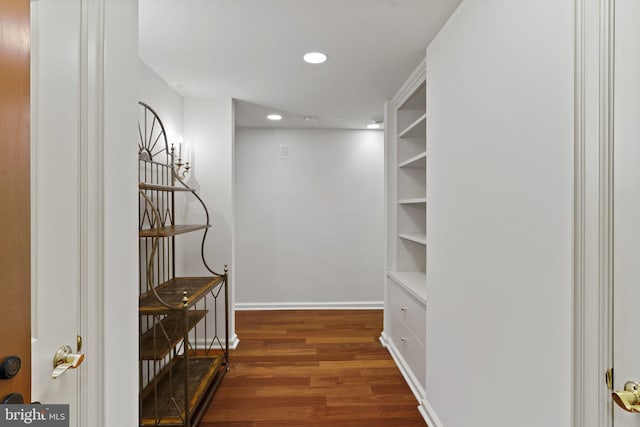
400;337;407;343
401;307;407;312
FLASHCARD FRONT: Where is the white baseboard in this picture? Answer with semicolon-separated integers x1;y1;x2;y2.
380;331;442;426
193;333;240;350
235;301;384;311
227;333;240;350
419;396;444;427
379;331;425;403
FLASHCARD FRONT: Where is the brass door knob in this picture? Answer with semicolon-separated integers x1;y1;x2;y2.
612;381;640;412
51;344;84;379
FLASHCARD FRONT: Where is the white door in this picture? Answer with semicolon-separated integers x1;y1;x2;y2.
29;0;139;426
612;0;640;424
31;0;84;424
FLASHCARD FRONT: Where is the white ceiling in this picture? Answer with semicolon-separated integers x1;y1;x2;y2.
139;0;461;129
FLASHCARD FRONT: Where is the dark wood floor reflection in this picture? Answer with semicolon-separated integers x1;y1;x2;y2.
201;310;426;427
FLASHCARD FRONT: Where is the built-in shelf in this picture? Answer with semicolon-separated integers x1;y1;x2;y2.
398;114;426;139
139;310;208;360
384;59;427;400
139;276;224;314
139;182;196;192
398;197;427;205
398;152;426;169
398;233;426;245
140;355;224;426
387;271;427;303
398;80;426;111
139;224;210;238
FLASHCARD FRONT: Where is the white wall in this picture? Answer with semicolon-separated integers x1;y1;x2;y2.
137;67;231;292
424;1;573;426
235;128;384;308
181;97;234;275
181;97;236;344
137;67;236;343
138;59;184;145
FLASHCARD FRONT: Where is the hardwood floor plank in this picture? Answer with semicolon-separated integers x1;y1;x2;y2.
202;404;318;422
318;359;397;369
306;336;377;344
203;310;426;426
310;374;408;387
255;384;372;398
326;393;418;407
231;347;318;357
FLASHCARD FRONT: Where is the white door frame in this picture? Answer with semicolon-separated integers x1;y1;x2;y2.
80;0;140;425
79;1;105;425
573;0;615;426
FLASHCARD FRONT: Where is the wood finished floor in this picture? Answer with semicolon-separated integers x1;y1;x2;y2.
200;310;426;427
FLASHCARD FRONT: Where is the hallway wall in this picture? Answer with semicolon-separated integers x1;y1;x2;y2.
234;127;384;308
138;60;184;144
138;65;237;345
181;97;234;278
424;0;573;425
180;96;236;345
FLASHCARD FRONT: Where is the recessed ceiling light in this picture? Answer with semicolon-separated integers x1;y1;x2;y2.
367;123;381;129
303;52;328;64
267;114;282;121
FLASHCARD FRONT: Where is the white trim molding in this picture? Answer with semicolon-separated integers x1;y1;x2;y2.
194;334;240;351
80;1;106;426
573;0;614;426
235;301;384;311
379;331;425;405
419;397;445;427
391;58;426;107
380;330;441;425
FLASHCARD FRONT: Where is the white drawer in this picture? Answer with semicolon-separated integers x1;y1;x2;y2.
387;279;426;346
389;313;426;388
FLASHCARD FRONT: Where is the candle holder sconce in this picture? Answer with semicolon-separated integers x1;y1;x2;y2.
170;142;191;180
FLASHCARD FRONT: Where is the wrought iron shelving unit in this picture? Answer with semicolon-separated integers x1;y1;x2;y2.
137;101;229;427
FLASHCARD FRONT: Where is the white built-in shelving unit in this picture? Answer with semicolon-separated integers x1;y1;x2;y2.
382;58;427;402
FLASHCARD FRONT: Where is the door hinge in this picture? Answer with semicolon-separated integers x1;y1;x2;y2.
606;368;614;390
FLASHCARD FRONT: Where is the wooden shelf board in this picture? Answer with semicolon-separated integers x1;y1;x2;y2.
398;197;427;205
387;271;426;303
398;233;427;245
398;113;426;139
139;276;224;315
140;354;224;426
139;182;195;192
139;224;209;238
140;310;208;360
398;152;426;169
